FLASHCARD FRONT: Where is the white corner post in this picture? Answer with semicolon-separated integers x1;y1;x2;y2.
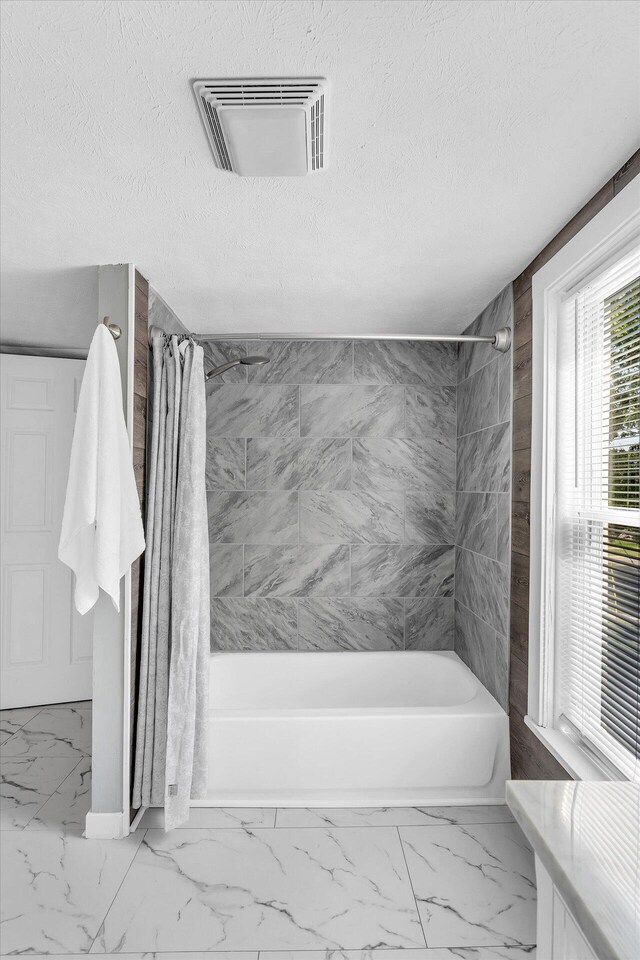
85;264;137;840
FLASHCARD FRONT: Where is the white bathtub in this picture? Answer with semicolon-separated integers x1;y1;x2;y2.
201;650;510;807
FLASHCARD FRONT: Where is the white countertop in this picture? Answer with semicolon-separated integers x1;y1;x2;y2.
506;780;640;960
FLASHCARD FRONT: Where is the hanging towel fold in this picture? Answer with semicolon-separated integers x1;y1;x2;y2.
59;323;145;614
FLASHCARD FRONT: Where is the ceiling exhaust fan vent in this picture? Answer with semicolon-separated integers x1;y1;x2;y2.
193;78;328;177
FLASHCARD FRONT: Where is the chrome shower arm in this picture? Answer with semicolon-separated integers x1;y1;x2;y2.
205;359;242;380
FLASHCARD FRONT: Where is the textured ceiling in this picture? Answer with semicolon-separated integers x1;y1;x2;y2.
1;0;639;348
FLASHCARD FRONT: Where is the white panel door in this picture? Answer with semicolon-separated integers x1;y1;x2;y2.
1;354;92;708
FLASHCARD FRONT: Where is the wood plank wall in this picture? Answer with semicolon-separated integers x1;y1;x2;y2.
131;270;149;765
509;149;640;779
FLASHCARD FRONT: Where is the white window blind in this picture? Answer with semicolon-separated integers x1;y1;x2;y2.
555;247;640;781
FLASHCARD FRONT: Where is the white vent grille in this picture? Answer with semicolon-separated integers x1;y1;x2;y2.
193;78;328;176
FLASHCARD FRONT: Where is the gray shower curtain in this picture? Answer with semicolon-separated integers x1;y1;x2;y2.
132;334;209;831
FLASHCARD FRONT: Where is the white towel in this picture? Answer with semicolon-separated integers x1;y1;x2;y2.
59;324;145;614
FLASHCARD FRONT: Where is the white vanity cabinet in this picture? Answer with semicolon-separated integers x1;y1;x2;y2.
536;856;598;960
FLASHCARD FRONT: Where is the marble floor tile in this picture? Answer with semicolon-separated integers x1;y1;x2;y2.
260;952;433;960
0;706;92;759
93;826;425;952
1;755;79;829
400;823;536;949
0;830;143;954
262;949;534;960
0;951;535;960
139;806;276;828
0;705;43;744
275;807;515;828
26;756;91;834
5;955;257;960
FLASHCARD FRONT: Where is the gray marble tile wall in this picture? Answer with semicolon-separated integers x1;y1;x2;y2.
455;286;513;709
205;339;457;652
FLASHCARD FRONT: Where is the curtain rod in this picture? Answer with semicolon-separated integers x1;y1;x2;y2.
190;328;512;352
0;341;89;359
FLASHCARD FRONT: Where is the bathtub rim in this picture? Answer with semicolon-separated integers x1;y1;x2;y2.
208;649;506;718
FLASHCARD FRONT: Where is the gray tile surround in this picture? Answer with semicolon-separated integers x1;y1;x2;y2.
351;544;454;598
457;360;499;437
354;340;457;385
204;322;512;666
457;421;510;493
405;489;455;543
353;438;455;493
205;437;246;489
405;598;455;650
207;384;299;438
246;339;353;383
244;544;351;597
300;385;404;437
209;543;243;596
454;286;513;710
246;437;351;490
298;599;404;651
207;491;298;543
300;491;404;543
210;598;298;649
206;339;458;651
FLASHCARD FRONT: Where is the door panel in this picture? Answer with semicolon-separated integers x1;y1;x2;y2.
1;354;92;708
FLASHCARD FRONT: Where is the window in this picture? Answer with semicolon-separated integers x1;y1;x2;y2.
555;256;639;778
529;186;640;781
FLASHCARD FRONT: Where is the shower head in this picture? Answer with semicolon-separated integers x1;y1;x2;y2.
205;355;270;381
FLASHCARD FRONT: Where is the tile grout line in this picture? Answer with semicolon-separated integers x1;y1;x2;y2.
253;948;536;955
0;703;47;745
21;755;86;831
396;824;429;949
87;828;149;954
134;816;515;831
455;596;509;642
456;541;510;571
